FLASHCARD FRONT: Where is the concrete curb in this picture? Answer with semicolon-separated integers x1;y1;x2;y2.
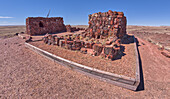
133;36;140;87
25;36;140;91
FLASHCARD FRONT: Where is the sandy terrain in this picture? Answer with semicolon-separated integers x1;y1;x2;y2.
0;26;170;98
127;25;170;35
0;26;25;38
127;25;170;50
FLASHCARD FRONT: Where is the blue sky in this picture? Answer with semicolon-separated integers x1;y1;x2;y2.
0;0;170;26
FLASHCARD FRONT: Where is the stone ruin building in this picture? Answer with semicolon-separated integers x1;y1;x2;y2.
27;10;127;60
26;17;84;35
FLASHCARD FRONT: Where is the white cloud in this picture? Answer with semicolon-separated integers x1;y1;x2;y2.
0;16;13;18
0;21;24;25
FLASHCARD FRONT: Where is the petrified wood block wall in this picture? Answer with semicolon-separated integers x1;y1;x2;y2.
88;10;127;38
26;17;66;35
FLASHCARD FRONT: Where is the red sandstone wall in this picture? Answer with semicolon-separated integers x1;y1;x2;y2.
26;17;66;35
88;10;127;38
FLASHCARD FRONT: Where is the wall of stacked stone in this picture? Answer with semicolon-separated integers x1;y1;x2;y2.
26;17;66;35
87;10;126;38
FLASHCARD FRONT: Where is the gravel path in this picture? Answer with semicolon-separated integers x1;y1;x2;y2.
0;36;169;98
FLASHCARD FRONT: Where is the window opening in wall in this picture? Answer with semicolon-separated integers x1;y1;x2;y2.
39;21;44;27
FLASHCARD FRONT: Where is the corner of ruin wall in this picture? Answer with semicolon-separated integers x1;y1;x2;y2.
26;18;30;35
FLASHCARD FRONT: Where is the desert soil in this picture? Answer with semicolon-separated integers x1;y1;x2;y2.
0;25;170;98
0;26;25;38
0;36;169;98
127;25;170;50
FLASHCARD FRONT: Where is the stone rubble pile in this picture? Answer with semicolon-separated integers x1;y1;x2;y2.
42;33;121;60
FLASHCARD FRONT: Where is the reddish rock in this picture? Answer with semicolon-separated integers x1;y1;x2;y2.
93;44;103;56
26;17;66;35
86;48;95;56
66;25;72;32
87;10;127;38
80;47;87;54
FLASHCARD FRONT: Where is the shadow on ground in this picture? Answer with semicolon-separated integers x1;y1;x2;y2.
121;35;135;44
135;38;145;91
113;45;126;60
114;35;135;60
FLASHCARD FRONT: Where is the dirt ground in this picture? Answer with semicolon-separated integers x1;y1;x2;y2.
127;25;170;50
127;25;170;35
0;26;170;98
0;26;25;38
